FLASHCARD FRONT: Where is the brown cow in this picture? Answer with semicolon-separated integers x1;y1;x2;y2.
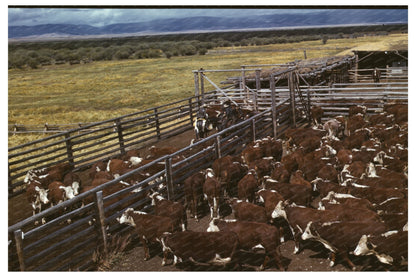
354;230;408;269
161;230;240;268
208;219;285;270
270;162;290;183
256;189;285;221
237;169;259;203
231;200;268;224
311;105;324;126
271;200;340;254
265;179;312;207
203;168;222;219
149;191;187;231
301;220;387;269
117;209;176;262
183;171;205;221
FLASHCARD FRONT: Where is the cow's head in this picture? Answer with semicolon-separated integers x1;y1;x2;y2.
324;144;337;156
256;188;266;203
72;181;80;195
373;151;386;164
117;208;137;227
354;233;395;265
149;191;164;205
365;162;378;178
321;191;338;204
207;218;220;232
129;156;143;166
353;234;376;256
35;186;49;205
59;185;75;200
205;168;215;179
301;221;317;241
302;221;338;253
311;177;323;192
271;200;288;220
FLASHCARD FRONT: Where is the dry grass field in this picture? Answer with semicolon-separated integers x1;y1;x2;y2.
8;33;407;147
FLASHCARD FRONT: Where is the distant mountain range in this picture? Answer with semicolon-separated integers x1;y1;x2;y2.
9;9;408;39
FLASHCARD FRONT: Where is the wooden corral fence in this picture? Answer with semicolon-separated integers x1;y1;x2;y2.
311;81;408;120
349;67;408;83
251;81;408;121
8;95;204;197
8;98;293;271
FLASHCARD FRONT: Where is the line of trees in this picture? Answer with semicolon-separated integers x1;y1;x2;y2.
8;24;407;69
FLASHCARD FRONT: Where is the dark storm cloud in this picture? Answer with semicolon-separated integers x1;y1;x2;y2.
8;7;324;27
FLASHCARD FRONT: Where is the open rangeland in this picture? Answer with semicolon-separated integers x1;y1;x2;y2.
8;33;407;148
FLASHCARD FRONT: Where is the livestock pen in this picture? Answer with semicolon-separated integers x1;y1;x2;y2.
8;58;408;271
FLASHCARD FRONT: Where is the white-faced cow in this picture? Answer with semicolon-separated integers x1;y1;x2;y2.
301;220;388;270
207;219;285;270
117;208;176;263
161;230;239;268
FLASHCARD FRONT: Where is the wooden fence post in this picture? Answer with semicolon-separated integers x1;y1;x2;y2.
14;229;25;271
94;191;108;259
307;88;312;124
255;69;261;111
8;166;13;197
270;74;277;139
189;99;194;126
288;71;297;127
154;108;161;139
215;135;222;159
241;66;247;97
114;119;126;156
354;52;359;83
64;133;75;166
194;71;200;103
199;70;205;104
165;157;174;200
251;119;256;142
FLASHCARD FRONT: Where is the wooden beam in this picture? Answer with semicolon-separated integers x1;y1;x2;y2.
14;229;25;271
94;191;108;259
270;74;277;138
358;51;374;63
201;74;239;106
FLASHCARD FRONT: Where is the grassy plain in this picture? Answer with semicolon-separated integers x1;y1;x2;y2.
8;33;407;147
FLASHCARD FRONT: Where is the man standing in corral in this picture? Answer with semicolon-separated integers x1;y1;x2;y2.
372;67;381;83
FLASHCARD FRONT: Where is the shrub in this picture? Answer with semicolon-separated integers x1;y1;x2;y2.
198;48;208;55
27;57;39;69
179;44;197;56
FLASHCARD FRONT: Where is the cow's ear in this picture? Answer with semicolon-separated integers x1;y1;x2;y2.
283;199;291;206
367;241;376;250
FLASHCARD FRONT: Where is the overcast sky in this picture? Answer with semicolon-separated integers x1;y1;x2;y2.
8;7;342;27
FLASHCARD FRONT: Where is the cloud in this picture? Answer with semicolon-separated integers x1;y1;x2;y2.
8;7;406;27
9;7;323;27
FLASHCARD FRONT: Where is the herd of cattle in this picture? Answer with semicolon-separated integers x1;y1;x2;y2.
22;102;408;271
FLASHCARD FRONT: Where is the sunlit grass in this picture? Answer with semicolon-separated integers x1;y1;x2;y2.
8;33;407;147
